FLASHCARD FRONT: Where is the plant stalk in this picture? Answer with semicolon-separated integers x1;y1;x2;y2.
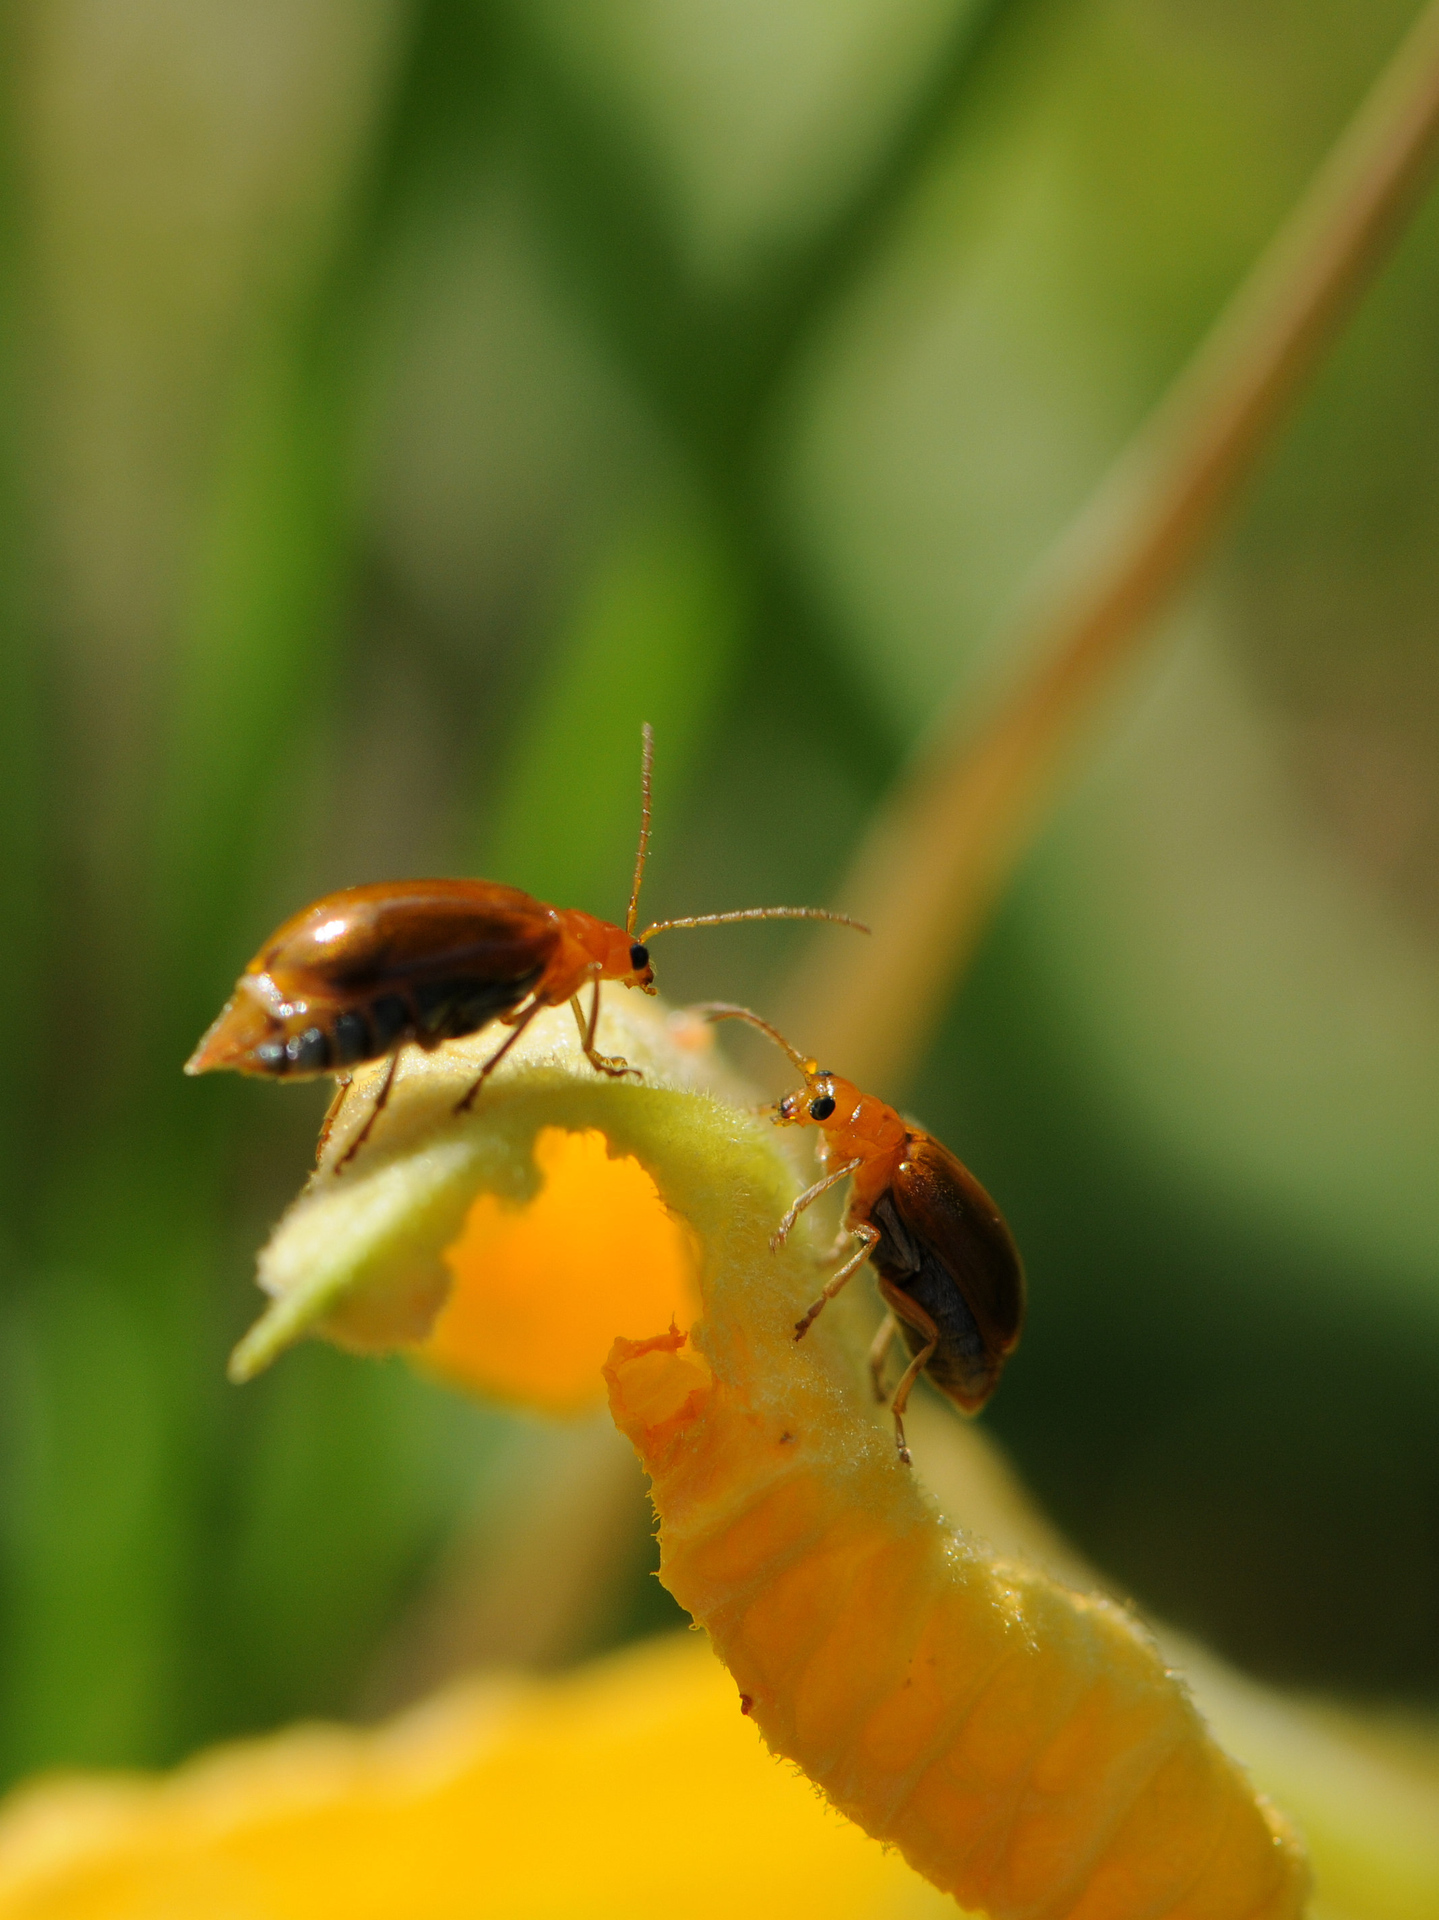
780;0;1439;1091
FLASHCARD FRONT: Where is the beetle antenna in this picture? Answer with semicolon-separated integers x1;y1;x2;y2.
640;905;870;941
695;1002;816;1075
626;723;655;938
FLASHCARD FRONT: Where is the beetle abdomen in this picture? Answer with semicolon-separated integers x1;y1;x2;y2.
870;1188;994;1407
244;967;543;1079
186;876;565;1083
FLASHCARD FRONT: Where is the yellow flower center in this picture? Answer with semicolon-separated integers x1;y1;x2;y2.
418;1126;700;1412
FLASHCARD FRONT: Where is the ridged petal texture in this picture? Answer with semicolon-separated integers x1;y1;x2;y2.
607;1310;1306;1920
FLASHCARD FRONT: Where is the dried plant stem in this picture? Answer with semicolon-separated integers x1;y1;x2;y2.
782;0;1439;1091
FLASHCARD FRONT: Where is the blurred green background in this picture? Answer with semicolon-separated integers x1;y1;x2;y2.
1;0;1437;1786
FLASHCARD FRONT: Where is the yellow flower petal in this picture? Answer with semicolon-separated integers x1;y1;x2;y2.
227;998;742;1384
419;1126;700;1412
605;1332;1308;1920
0;1634;965;1919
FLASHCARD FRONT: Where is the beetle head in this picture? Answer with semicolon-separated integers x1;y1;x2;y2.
773;1065;842;1131
560;910;657;994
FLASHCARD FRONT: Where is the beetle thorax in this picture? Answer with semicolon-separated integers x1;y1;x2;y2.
779;1071;908;1187
548;909;653;997
822;1079;907;1166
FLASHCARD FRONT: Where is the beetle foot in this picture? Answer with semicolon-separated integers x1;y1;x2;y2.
587;1051;643;1081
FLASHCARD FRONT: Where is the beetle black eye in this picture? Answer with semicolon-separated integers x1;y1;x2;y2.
809;1095;836;1121
629;942;649;969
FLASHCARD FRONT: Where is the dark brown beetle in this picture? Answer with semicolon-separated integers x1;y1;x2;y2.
704;1005;1025;1463
186;728;865;1166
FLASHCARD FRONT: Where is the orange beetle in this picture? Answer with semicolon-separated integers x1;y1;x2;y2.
703;1005;1024;1463
186;729;865;1165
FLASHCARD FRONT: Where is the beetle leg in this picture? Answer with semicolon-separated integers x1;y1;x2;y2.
794;1219;879;1341
867;1311;899;1404
453;1002;544;1114
770;1158;862;1254
877;1279;939;1466
334;1050;402;1172
315;1074;353;1164
569;980;642;1081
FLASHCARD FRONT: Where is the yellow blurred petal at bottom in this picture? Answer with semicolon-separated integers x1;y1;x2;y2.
418;1126;700;1412
0;1635;962;1920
